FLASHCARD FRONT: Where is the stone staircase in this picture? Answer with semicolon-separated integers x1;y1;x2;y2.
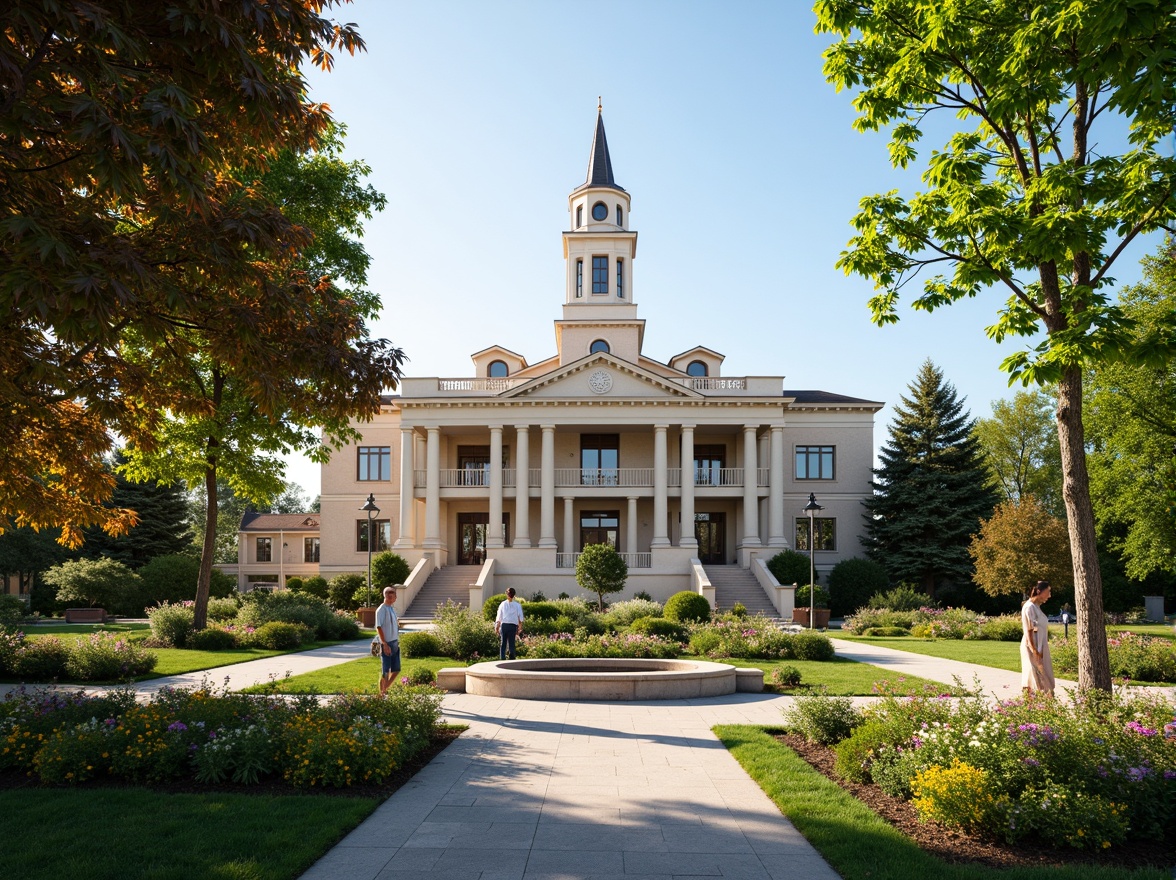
403;565;480;620
704;564;780;619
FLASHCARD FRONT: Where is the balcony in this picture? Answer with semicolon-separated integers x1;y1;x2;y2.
557;552;651;569
415;468;771;490
400;375;783;397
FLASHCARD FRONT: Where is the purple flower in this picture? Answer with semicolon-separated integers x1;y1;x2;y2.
1022;757;1040;767
167;721;188;733
1125;721;1158;737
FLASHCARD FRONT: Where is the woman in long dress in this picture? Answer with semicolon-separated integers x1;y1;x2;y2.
1021;580;1055;696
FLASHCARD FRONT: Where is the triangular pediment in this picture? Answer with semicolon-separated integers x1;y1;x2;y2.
500;353;702;400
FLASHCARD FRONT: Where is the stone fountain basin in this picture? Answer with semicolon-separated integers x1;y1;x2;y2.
437;657;762;700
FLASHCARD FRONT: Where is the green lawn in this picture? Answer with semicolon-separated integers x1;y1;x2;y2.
246;653;950;696
715;725;1168;880
836;635;1023;671
0;786;377;880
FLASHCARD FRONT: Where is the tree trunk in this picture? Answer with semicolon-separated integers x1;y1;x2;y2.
1055;367;1111;690
194;462;218;631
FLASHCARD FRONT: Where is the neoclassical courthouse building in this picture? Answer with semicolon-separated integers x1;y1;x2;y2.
240;110;882;615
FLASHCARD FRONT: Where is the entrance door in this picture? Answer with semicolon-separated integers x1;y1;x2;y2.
457;513;510;564
695;512;726;564
580;510;619;550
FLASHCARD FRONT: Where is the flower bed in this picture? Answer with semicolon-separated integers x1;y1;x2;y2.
787;686;1176;850
519;632;680;660
687;616;834;660
1051;632;1176;684
0;630;156;682
843;606;1023;641
0;683;443;788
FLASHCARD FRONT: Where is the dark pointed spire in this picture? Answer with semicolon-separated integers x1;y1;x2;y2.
583;99;625;192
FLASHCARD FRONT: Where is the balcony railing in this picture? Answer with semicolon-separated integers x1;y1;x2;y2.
557;552;651;569
413;467;770;490
401;375;784;397
693;467;743;487
554;468;654;487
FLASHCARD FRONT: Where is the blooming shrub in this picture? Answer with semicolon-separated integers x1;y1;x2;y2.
147;601;195;648
841;607;919;634
602;598;663;628
782;691;862;745
687;617;834;661
627;617;687;641
433;601;498;660
1051;632;1176;684
0;683;442;789
911;759;998;832
64;632;156;680
247;621;311;650
519;632;680;660
12;636;71;681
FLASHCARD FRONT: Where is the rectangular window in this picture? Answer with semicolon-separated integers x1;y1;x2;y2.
356;520;392;553
693;444;726;486
576;259;583;297
304;537;320;563
616;258;624;299
256;537;272;563
591;256;608;294
795;517;836;552
357;446;391;481
576;205;583;227
795;445;835;480
581;434;619;485
580;510;619;550
616;205;623;226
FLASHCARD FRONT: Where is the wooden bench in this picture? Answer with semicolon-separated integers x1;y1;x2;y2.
64;608;106;624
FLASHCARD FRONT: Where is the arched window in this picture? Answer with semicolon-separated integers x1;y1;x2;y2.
687;360;708;377
590;339;610;354
488;360;508;378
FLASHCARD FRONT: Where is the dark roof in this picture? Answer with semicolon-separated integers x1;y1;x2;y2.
783;390;884;407
582;107;625;192
239;512;320;532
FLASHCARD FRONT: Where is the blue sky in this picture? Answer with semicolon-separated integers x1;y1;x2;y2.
284;0;1158;498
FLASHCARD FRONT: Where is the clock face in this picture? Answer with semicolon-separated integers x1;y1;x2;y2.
588;369;613;394
591;202;608;221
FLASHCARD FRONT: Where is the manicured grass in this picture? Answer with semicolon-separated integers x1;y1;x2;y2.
1108;623;1175;640
713;724;1168;880
20;622;151;639
836;635;1023;671
248;653;948;696
0;786;377;880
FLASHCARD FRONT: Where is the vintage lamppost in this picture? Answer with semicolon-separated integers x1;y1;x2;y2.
360;493;380;607
802;493;824;629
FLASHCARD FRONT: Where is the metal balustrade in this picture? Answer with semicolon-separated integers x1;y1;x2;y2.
412;467;766;490
556;552;651;569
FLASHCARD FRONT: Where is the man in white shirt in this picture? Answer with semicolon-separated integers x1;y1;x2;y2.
494;587;525;660
375;586;400;695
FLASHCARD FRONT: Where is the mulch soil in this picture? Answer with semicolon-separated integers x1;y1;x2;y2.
777;732;1176;870
0;726;464;800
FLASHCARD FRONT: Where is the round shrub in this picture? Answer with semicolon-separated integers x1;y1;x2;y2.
137;554;235;615
400;631;442;658
284;576;305;592
301;575;329;600
827;557;890;617
402;666;436;685
862;626;909;637
766;549;815;587
791;631;835;661
371;551;411;588
793;583;830;608
147;601;195;647
769;665;802;688
321;612;361;641
13;636;70;680
729;602;747;618
327;573;366;611
482;593;507;622
521;601;562;621
186;627;239;651
783;692;862;744
664;591;710;623
249;621;308;650
627;616;687;642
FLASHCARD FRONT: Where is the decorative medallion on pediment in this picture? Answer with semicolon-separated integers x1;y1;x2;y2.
588;369;613;394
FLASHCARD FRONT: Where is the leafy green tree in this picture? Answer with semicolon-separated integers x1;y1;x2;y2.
816;0;1176;689
371;552;411;589
1;0;364;546
1086;244;1176;582
137;554;234;615
79;452;192;569
974;391;1064;518
575;544;629;612
766;549;816;587
123;127;404;630
41;558;140;611
827;557;889;617
864;361;999;596
327;573;365;612
969;496;1074;601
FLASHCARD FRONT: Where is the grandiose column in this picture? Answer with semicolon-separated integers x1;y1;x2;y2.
626;496;638;556
768;424;786;547
513;425;531;548
741;425;759;546
424;427;441;549
395;427;414;548
563;496;574;555
539;425;557;548
651;424;670;548
488;425;504;549
679;424;697;548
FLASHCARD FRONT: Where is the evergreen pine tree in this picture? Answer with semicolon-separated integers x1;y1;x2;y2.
865;360;998;597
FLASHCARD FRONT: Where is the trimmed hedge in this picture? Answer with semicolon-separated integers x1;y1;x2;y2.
664;591;711;623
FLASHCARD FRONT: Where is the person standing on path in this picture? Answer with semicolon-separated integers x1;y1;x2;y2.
376;586;400;696
1021;580;1055;696
495;587;524;660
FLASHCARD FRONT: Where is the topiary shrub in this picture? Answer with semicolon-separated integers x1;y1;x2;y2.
400;631;442;658
791;631;835;661
185;627;239;651
766;549;815;587
627;616;687;642
482;593;507;622
327;574;366;611
284;576;305;592
868;583;927;612
371;551;411;588
664;590;711;623
301;575;329;600
827;557;890;617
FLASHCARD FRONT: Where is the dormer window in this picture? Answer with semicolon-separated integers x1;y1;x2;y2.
488;360;508;378
591;201;608;221
687;360;708;377
590;339;610;354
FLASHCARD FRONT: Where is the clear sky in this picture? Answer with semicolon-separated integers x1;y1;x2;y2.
283;0;1158;500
